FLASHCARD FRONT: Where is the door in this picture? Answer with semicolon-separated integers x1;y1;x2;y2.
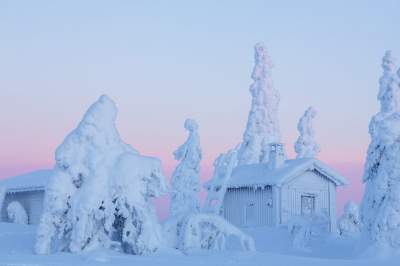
245;203;256;226
301;195;315;216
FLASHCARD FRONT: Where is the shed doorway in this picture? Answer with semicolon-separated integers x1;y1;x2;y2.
245;203;256;226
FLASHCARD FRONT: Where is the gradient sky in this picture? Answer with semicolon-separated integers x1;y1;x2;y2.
1;0;400;218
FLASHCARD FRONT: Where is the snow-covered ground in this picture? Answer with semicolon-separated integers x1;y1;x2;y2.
1;222;399;266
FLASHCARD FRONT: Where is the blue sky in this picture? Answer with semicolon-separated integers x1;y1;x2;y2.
1;0;400;214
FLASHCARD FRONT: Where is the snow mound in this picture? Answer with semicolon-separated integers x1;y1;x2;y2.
7;201;28;224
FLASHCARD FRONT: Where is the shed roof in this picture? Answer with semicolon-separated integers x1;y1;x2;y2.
0;169;53;193
228;158;348;188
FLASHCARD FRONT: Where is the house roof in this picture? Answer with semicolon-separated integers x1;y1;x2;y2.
0;169;53;193
227;158;348;188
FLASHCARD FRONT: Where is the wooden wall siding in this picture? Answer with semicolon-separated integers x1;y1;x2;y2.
328;181;337;232
223;186;273;227
0;190;45;225
281;170;332;229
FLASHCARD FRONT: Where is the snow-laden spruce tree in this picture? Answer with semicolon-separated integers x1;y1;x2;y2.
238;43;281;165
164;119;202;247
169;119;202;217
294;106;320;159
35;95;168;255
7;201;28;225
338;201;361;237
361;51;400;249
164;121;255;253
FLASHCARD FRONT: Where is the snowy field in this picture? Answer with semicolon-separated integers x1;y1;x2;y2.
0;222;398;266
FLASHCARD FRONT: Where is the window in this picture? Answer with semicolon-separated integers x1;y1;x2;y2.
301;195;315;216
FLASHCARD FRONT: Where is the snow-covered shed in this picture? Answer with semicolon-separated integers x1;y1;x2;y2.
0;170;52;225
221;143;348;232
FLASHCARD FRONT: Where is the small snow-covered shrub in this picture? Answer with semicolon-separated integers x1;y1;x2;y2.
288;216;312;251
288;212;330;251
179;213;255;253
338;201;361;237
7;201;28;225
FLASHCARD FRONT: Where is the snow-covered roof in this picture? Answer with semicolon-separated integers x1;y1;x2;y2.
228;158;348;188
0;169;53;193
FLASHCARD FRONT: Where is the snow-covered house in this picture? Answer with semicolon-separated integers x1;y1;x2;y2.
0;170;52;225
204;44;348;233
222;143;347;232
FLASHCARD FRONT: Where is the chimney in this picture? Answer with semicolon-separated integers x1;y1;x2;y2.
268;143;285;169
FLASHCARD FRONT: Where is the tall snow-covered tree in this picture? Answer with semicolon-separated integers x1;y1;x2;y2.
169;119;202;218
361;51;400;249
164;119;202;248
294;106;320;159
35;95;168;255
238;43;281;165
164;121;255;253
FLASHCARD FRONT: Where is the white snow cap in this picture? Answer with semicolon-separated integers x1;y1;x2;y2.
238;43;281;166
295;106;320;159
378;50;398;113
251;43;273;80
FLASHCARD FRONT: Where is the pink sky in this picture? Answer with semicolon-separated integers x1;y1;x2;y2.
2;0;396;221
